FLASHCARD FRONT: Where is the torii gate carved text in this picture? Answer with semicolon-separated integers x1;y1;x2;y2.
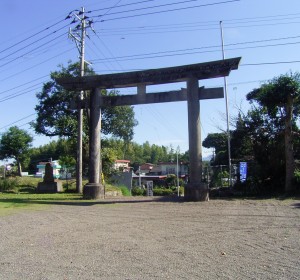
57;57;241;201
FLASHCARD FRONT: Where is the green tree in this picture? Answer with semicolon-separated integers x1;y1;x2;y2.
202;132;227;165
230;113;254;162
0;126;33;176
32;62;137;142
59;155;76;182
243;107;286;189
28;138;76;174
247;72;300;192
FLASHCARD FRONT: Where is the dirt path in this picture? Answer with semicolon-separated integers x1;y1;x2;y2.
0;197;299;279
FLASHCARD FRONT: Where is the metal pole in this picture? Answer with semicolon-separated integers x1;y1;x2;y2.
176;148;180;197
220;21;232;188
139;166;141;187
76;7;86;193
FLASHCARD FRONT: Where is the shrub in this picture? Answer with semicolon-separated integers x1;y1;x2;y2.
118;185;131;196
153;188;173;196
131;187;145;196
179;186;184;196
294;169;300;184
0;177;21;192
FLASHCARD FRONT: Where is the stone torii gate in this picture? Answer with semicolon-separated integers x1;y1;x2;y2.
57;57;241;201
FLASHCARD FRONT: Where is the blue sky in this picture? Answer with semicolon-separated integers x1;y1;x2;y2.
1;0;300;160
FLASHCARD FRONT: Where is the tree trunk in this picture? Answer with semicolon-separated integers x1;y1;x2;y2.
17;160;23;177
284;94;295;192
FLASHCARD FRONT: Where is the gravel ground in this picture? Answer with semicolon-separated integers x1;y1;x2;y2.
0;197;299;280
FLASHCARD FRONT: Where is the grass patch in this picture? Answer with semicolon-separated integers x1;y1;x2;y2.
0;177;127;216
0;192;83;216
117;185;131;196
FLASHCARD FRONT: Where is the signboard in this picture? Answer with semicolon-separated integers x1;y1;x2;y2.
239;162;247;182
146;181;153;196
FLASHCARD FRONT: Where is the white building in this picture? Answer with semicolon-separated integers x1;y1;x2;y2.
113;160;131;172
36;160;61;179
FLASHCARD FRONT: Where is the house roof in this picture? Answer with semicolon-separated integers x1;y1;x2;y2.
140;163;154;170
115;160;130;163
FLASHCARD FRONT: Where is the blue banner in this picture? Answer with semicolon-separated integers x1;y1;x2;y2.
239;162;247;182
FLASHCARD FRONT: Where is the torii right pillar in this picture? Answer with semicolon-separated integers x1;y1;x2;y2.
185;77;209;201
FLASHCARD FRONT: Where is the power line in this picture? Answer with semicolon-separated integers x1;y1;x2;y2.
90;0;155;13
0;75;48;96
0;114;36;130
0;32;68;69
0;82;43;100
91;58;300;74
223;11;300;23
101;0;124;16
0;85;41;103
0;19;67;55
96;11;300;31
92;32;125;71
0;24;69;62
90;38;300;63
241;60;300;66
95;18;300;37
95;0;241;22
0;47;74;83
95;0;224;18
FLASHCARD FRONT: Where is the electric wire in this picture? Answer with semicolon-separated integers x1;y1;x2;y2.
0;24;69;62
0;47;74;83
2;4;300;117
90;0;156;13
0;32;68;69
0;19;67;55
95;0;241;22
1;6;298;71
95;12;300;32
90;57;300;75
95;0;229;18
0;75;49;96
101;0;124;16
0;114;36;130
0;85;42;103
95;18;300;36
91;33;300;62
90;40;300;63
241;60;300;66
0;82;44;100
92;32;125;71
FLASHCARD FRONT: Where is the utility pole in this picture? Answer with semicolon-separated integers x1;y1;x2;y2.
220;21;232;188
68;7;87;193
176;146;180;197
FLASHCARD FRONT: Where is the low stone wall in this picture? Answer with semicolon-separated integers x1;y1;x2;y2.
105;190;122;197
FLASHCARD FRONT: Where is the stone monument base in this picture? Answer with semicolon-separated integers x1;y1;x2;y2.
37;180;63;193
83;183;104;199
184;182;209;201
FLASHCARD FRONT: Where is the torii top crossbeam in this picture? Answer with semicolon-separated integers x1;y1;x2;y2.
56;57;241;90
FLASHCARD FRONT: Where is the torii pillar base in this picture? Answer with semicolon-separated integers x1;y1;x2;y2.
83;183;104;200
185;183;209;201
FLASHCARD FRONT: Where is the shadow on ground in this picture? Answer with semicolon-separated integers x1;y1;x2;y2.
292;203;300;209
0;196;185;207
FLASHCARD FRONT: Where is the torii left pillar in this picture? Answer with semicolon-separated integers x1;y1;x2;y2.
83;88;104;199
184;77;209;201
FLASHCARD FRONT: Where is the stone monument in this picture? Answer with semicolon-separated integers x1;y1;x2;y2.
37;162;63;193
